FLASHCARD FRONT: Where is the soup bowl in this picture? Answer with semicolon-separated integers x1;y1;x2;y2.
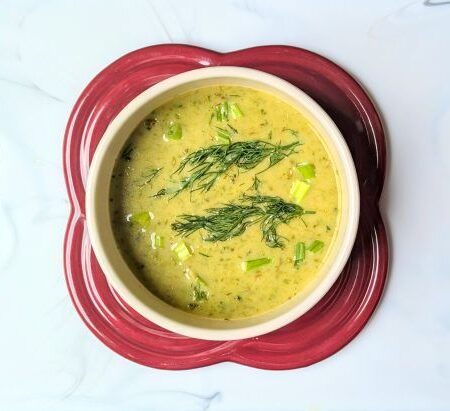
86;66;359;340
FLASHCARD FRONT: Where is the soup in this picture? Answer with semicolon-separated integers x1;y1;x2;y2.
109;85;339;319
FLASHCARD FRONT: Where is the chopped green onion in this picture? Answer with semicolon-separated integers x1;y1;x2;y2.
214;106;221;121
166;122;182;140
308;240;324;253
230;103;243;119
150;232;164;249
296;162;316;179
172;241;193;261
215;127;231;144
198;252;211;258
289;180;310;204
213;101;229;121
294;242;306;267
126;211;153;226
241;257;272;272
219;101;229;121
212;102;243;122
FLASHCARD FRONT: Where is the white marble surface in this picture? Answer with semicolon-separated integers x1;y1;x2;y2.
1;0;450;410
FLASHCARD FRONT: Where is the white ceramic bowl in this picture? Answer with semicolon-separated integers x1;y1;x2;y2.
86;66;359;341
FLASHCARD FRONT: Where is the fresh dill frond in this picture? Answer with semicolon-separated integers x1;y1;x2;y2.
151;188;168;197
135;167;162;187
282;127;299;138
172;194;315;248
157;140;300;197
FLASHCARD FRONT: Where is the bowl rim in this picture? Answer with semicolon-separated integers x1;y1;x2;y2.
86;66;360;340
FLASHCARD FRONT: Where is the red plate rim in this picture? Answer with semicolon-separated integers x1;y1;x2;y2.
63;44;388;370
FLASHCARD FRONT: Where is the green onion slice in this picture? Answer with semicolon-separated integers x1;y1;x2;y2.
296;162;316;179
172;241;193;261
215;127;231;144
241;257;272;272
126;211;153;226
212;101;243;122
289;180;310;204
294;242;306;267
308;240;324;253
230;103;243;119
150;232;164;249
166;122;182;140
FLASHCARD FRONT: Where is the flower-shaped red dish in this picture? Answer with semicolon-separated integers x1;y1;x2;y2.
63;45;388;370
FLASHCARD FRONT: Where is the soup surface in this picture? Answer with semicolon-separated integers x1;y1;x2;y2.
110;85;339;319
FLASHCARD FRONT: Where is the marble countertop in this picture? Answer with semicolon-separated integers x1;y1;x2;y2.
1;1;450;410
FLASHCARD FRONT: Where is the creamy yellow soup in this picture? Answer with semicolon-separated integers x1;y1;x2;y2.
110;85;339;319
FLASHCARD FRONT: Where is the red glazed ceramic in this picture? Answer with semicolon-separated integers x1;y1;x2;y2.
63;45;388;369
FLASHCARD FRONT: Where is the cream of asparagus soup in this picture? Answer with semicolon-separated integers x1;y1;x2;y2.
109;85;339;319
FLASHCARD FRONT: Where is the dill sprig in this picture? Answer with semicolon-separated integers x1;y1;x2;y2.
158;140;300;197
171;194;315;248
282;127;299;138
135;167;162;187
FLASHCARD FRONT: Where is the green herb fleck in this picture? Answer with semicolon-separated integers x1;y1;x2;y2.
143;117;156;130
151;188;168;198
227;123;238;134
192;275;209;302
121;144;134;161
251;175;261;191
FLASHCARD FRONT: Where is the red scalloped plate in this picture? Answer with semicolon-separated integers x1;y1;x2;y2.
63;45;388;370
